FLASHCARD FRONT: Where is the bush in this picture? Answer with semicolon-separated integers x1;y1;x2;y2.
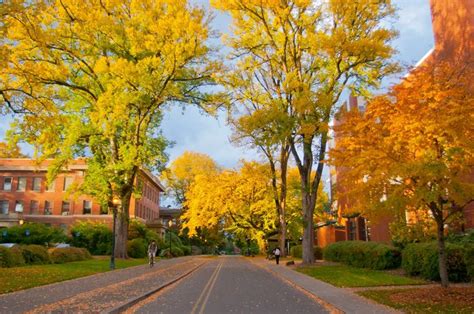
464;245;474;281
20;245;50;265
160;246;184;258
0;246;25;267
181;245;191;256
402;242;469;282
0;223;67;245
127;238;147;258
70;221;112;255
314;246;323;260
49;247;91;264
191;245;202;255
323;241;401;270
290;245;302;258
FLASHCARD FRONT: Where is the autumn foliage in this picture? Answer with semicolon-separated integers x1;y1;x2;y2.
330;61;474;286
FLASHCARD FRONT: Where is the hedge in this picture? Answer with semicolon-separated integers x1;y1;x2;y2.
160;246;184;258
402;242;470;282
464;245;474;281
127;238;147;258
70;221;112;255
323;241;401;270
290;245;322;260
20;245;50;265
0;246;25;267
49;247;92;264
0;223;67;245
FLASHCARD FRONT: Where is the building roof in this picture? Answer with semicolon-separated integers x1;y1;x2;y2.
159;207;182;216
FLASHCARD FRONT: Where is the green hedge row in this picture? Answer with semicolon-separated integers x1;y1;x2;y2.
290;245;323;260
0;245;91;267
402;242;471;282
323;241;401;270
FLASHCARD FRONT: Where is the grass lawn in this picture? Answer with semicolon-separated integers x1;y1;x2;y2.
0;257;147;294
358;287;474;313
297;265;426;287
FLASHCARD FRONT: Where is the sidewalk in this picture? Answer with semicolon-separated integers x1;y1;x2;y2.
254;258;400;314
0;256;201;313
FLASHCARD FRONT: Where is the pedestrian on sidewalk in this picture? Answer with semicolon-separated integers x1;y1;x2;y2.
148;240;158;267
273;247;281;265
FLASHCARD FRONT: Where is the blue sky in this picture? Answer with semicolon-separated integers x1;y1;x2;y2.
0;0;435;171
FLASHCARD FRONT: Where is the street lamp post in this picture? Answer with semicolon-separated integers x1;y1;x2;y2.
110;197;120;270
168;220;173;257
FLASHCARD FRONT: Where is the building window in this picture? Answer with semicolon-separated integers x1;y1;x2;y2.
3;177;12;191
0;200;9;215
45;179;55;192
44;201;53;215
15;200;24;213
61;201;70;215
83;200;92;215
30;200;39;214
17;177;26;191
32;177;42;192
63;177;73;191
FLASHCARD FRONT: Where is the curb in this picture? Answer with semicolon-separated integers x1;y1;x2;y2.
105;262;205;314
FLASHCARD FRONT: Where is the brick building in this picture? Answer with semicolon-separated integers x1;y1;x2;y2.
0;158;164;229
320;0;474;247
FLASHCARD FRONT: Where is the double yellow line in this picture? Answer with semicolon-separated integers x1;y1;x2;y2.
190;261;223;314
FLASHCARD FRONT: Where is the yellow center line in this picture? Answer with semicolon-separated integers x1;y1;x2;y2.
197;261;223;314
190;260;223;314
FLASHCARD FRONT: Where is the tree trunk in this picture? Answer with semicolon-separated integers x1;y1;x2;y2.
436;219;449;288
114;190;132;258
279;213;287;257
301;189;314;264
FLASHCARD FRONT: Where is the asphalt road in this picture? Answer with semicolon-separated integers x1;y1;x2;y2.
134;256;329;314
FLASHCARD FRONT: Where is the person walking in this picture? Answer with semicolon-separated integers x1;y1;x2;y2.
148;240;158;267
274;247;281;265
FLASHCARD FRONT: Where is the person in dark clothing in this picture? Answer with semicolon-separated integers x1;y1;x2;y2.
273;247;281;265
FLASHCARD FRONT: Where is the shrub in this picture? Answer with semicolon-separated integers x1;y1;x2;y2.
314;246;323;260
464;245;474;281
160;246;184;258
0;246;26;267
402;242;469;282
0;223;67;245
50;247;91;264
70;221;112;255
191;245;202;255
127;238;147;258
20;245;50;265
290;245;302;258
323;241;401;270
181;245;191;256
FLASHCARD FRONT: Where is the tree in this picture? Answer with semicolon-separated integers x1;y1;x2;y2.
213;0;398;263
329;61;474;287
161;151;220;206
0;141;27;158
182;161;278;250
1;0;218;257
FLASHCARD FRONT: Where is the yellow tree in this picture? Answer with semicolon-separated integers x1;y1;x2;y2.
0;141;27;158
213;0;398;263
161;151;220;206
330;61;474;287
183;161;278;250
0;0;218;257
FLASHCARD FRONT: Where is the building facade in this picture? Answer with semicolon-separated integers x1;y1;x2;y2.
320;0;474;247
0;158;164;229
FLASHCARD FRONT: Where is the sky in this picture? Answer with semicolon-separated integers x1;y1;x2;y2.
0;0;435;172
159;0;435;169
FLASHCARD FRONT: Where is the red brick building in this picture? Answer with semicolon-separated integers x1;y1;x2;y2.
320;0;474;247
0;158;164;229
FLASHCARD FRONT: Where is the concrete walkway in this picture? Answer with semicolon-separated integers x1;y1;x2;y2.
0;256;201;313
253;258;400;314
